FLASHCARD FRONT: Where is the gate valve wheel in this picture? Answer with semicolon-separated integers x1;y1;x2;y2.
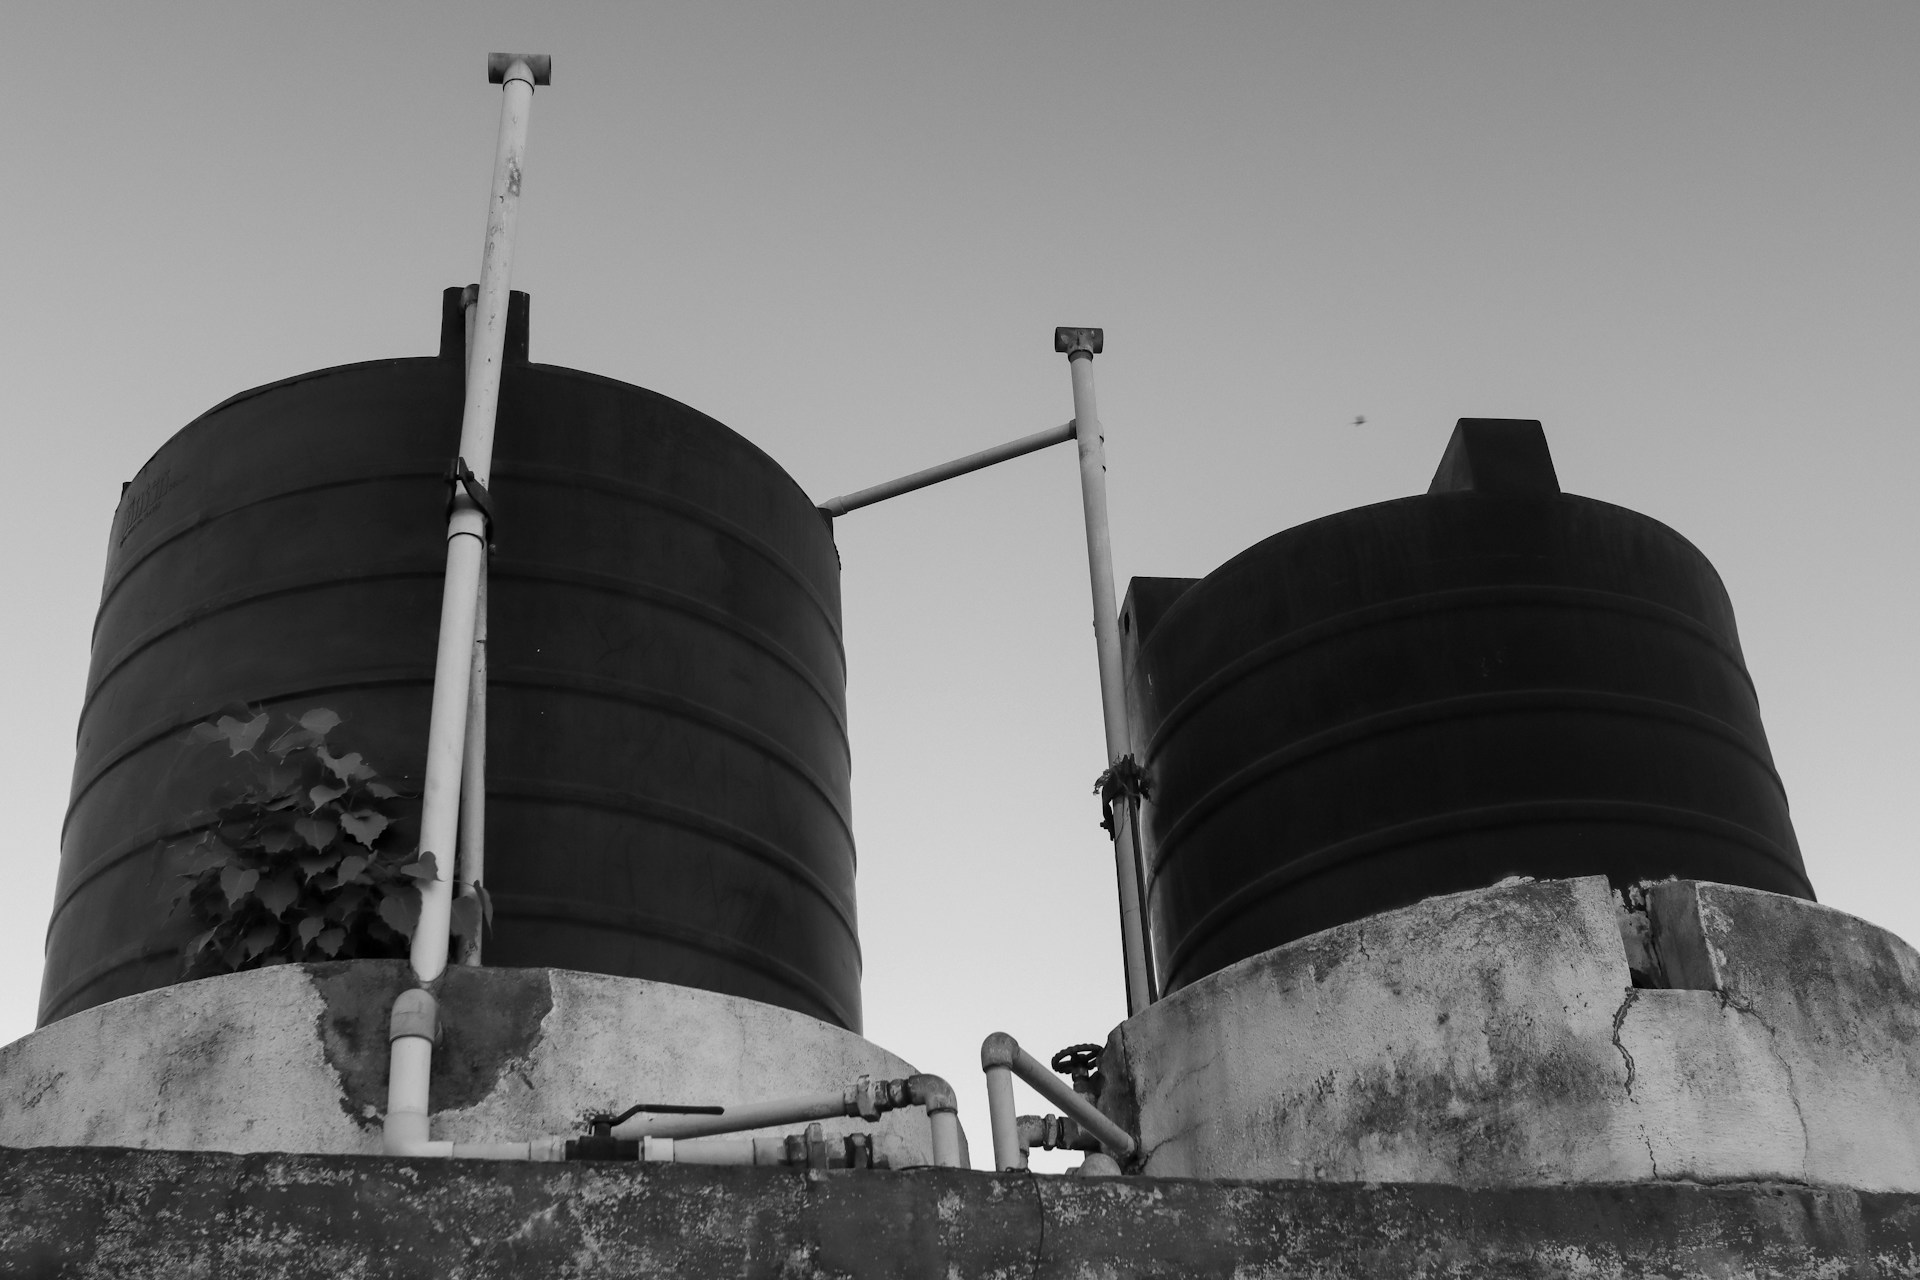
1050;1044;1104;1077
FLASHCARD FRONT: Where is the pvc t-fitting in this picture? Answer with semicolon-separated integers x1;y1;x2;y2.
1053;327;1104;360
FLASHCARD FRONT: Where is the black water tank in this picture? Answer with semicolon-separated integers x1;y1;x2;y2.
1124;419;1811;996
44;291;860;1029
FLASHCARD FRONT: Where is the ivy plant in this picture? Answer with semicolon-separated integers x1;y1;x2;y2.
170;707;490;976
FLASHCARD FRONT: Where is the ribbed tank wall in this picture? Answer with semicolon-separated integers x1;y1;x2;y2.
43;298;859;1029
1125;422;1810;996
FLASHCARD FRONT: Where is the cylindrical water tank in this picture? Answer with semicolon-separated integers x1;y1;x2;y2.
44;291;860;1029
1125;419;1811;996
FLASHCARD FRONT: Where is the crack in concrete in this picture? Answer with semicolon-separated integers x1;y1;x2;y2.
1610;987;1641;1098
1718;987;1812;1171
1028;1169;1045;1279
1610;987;1659;1178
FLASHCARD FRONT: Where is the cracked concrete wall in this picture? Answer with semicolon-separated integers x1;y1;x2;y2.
0;962;941;1167
5;1146;1918;1278
1113;876;1920;1189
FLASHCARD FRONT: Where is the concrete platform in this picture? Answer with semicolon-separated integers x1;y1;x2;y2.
1108;876;1920;1188
2;1145;1916;1278
0;962;943;1166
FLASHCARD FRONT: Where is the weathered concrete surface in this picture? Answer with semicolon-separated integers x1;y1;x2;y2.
0;963;941;1166
1113;876;1920;1189
2;1145;1916;1278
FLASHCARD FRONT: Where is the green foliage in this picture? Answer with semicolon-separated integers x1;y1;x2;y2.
171;707;490;975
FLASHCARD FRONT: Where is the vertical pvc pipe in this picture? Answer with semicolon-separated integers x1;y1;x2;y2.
984;1063;1023;1171
456;287;487;968
457;562;488;965
411;59;538;985
1064;336;1154;1016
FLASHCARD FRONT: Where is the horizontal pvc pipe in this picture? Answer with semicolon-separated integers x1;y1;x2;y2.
643;1135;791;1165
980;1032;1135;1158
819;421;1075;517
610;1090;849;1141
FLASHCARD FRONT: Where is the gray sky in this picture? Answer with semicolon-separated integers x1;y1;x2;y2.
9;2;1919;1165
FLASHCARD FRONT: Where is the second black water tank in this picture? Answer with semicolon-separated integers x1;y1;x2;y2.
1124;419;1811;996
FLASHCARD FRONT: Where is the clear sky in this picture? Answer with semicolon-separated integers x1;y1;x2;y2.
8;2;1919;1167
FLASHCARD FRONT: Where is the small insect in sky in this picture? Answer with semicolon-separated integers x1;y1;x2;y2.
1352;415;1367;426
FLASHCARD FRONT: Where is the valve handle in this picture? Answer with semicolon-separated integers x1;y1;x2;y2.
1050;1043;1104;1077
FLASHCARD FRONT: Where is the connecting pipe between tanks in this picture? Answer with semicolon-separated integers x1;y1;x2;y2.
981;1032;1135;1174
383;990;963;1167
608;1073;967;1168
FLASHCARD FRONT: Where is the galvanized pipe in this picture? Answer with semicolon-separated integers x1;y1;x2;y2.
819;421;1076;517
1059;330;1154;1015
411;55;542;985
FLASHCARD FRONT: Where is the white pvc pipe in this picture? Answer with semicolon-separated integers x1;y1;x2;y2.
928;1110;963;1168
384;57;542;1162
984;1063;1022;1171
610;1090;850;1141
1066;349;1154;1016
411;56;537;986
456;560;488;965
980;1032;1136;1160
645;1136;791;1165
608;1075;966;1168
455;283;488;968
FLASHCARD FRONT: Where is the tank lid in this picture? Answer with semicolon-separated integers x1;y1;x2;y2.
1428;418;1559;496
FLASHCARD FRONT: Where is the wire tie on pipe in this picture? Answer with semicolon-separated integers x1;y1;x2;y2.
1094;754;1150;835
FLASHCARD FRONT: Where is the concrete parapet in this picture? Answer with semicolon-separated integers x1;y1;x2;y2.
1110;876;1920;1188
1;1145;1916;1278
0;962;940;1166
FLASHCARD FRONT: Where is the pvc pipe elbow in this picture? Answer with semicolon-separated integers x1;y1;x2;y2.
980;1032;1020;1071
906;1073;958;1115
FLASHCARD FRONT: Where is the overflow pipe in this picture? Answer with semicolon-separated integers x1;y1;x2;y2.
385;53;548;1160
980;1032;1135;1171
608;1073;965;1168
456;284;488;967
1057;328;1154;1015
818;421;1076;517
411;54;544;986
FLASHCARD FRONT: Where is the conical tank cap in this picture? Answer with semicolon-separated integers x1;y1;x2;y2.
1428;418;1560;495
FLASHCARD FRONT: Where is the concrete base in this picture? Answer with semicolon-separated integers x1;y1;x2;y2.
3;1146;1916;1278
1109;876;1920;1188
0;962;944;1167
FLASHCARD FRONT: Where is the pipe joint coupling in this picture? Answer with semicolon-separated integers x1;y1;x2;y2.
389;988;439;1043
848;1075;883;1122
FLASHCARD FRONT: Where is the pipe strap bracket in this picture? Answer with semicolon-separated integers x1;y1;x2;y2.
1094;755;1150;835
447;457;498;548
